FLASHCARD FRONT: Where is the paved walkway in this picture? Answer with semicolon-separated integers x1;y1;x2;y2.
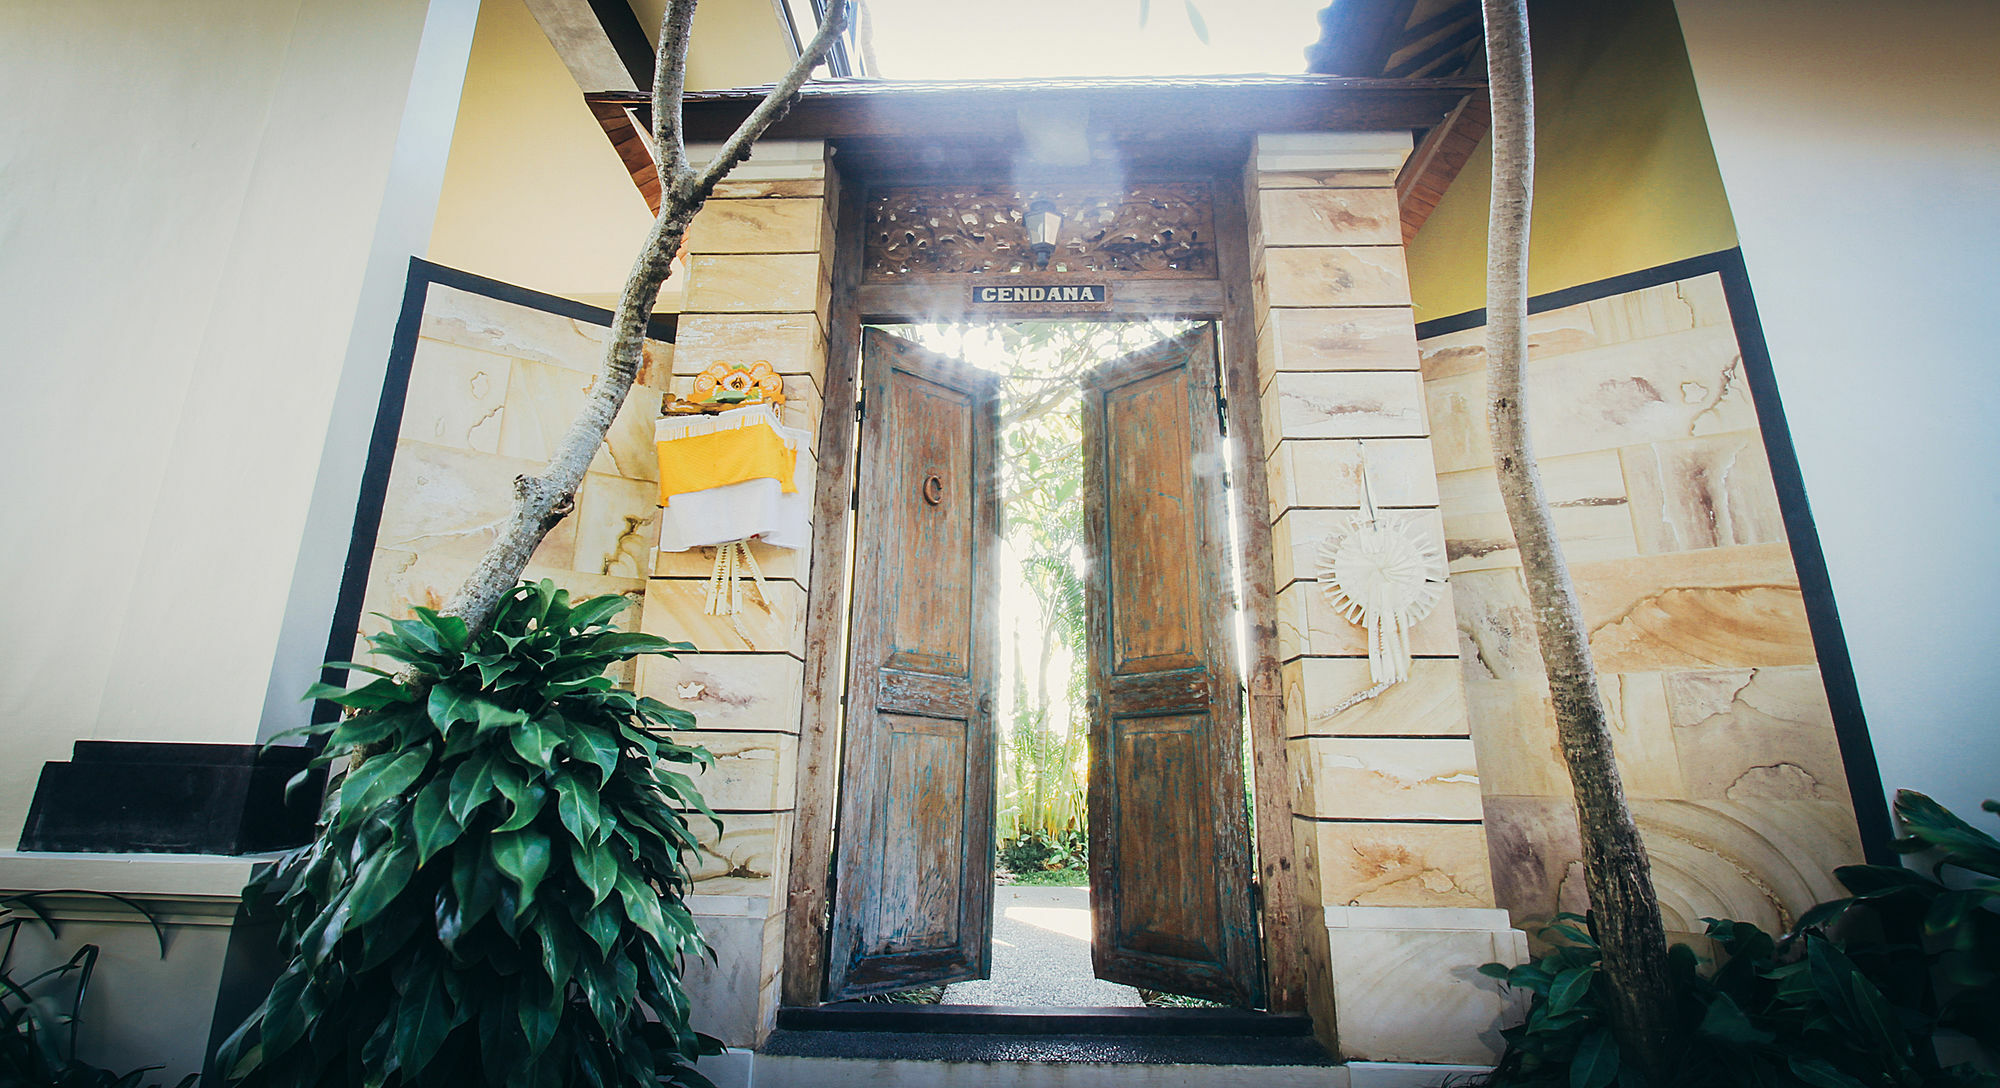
941;884;1143;1007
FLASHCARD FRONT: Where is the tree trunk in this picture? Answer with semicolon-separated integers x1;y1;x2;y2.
1479;0;1678;1076
438;0;852;637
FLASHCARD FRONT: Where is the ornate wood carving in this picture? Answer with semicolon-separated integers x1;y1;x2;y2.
863;184;1216;280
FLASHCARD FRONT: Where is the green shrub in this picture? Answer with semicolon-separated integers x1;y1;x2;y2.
218;583;721;1088
997;833;1057;875
1480;790;2000;1088
2;893;196;1088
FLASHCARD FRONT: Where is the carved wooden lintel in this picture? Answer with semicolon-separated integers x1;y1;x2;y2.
864;184;1216;281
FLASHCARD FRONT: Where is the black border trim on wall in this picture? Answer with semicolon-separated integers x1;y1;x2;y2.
1414;248;1896;865
313;258;675;726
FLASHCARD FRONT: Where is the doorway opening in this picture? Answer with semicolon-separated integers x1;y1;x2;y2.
828;317;1261;1010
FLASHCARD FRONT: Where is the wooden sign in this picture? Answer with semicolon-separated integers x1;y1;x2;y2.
969;281;1111;306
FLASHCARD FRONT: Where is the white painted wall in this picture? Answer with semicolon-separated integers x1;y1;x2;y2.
1673;0;2000;828
0;0;479;845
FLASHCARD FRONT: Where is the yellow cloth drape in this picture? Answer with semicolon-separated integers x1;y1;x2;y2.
655;423;797;506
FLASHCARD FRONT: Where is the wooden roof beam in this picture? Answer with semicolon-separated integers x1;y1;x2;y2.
523;0;655;92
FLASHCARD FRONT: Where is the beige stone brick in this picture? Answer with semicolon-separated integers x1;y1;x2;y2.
709;177;825;200
399;339;511;453
1262;371;1429;453
1277;579;1460;660
1273;508;1444;588
652;537;805;581
673;730;799;812
1416;273;1735;382
1425;323;1757;473
1464;679;1568;798
674;312;825;384
1260;307;1420;390
496;357;660;481
643;577;805;656
1257;187;1402;246
1283;658;1471;737
685;198;823;255
1263;245;1410;308
1308;820;1495;909
1437;451;1638;573
572;472;658;579
636;652;805;735
1256;170;1403;189
1290;737;1484;820
1573;542;1812;671
1265;437;1440;516
1666;666;1850;803
1622;432;1787;554
690;811;791;898
683;253;820;313
1635;799;1862;934
1323;911;1526;1064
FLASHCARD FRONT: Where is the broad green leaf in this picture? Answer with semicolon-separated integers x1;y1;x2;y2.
1697;992;1774;1045
555;773;606;845
387;614;445;655
1894;789;2000;876
492;828;552;909
1548;965;1595;1015
572;725;621;784
510;719;564;767
476;698;531;735
347;844;416;926
566;594;632;631
579;900;621;957
1569;1029;1618;1088
429;685;482;729
495;781;550;833
392;961;457;1077
518;984;561;1061
1478;962;1512;981
412;777;465;863
340;748;428;814
448;752;498;824
409;606;469;652
576;838;619;907
306;677;413;710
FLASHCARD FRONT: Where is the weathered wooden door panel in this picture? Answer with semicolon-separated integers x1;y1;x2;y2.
826;328;1000;999
1084;327;1263;1006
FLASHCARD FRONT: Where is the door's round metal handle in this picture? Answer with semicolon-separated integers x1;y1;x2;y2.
922;474;944;505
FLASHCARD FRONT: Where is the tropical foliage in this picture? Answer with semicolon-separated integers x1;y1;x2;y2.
1481;790;2000;1088
2;893;194;1088
218;583;722;1088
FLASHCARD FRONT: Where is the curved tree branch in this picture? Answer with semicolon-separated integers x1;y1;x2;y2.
439;1;854;637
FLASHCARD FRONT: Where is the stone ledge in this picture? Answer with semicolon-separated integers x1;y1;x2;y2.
1325;905;1518;933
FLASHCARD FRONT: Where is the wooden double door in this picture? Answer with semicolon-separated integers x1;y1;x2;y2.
825;325;1263;1007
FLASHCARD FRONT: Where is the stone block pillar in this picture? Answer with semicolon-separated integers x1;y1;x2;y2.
1249;132;1526;1065
633;141;833;1046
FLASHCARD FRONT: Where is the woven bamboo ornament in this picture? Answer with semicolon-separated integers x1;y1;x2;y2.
1316;443;1447;687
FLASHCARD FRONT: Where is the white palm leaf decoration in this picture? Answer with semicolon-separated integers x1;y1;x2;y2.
1317;445;1447;685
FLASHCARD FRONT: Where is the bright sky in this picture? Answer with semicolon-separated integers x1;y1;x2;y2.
838;0;1327;80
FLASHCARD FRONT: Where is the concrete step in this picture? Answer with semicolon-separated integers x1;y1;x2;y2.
750;1028;1342;1087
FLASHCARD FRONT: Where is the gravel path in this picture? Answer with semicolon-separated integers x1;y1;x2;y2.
941;884;1143;1007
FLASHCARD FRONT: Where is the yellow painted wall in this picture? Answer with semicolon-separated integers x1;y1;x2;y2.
427;0;795;307
1405;0;1738;321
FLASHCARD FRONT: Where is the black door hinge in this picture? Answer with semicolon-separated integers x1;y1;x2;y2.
855;390;867;423
1216;393;1229;436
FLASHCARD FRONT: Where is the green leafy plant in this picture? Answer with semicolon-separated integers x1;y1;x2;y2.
2;892;196;1088
218;582;722;1088
1479;790;2000;1088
